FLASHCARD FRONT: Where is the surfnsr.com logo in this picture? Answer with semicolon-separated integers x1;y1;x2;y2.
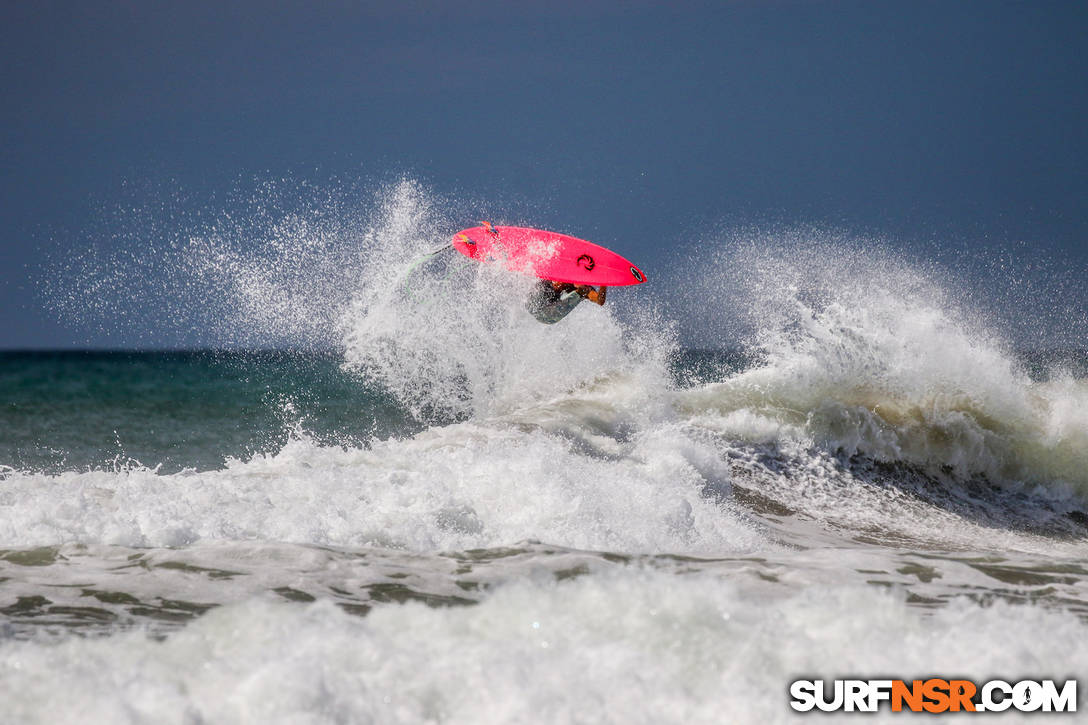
789;679;1077;713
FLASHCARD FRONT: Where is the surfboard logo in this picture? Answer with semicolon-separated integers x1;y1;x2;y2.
576;254;595;271
630;266;643;282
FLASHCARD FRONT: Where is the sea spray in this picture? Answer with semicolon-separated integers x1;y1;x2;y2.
334;182;678;421
681;231;1088;496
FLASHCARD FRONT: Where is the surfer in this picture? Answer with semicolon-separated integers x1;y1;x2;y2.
450;224;643;324
526;279;606;324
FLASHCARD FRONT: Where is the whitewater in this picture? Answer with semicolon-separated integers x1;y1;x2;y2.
4;180;1087;723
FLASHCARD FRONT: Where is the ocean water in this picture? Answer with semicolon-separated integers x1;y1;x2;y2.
5;182;1088;722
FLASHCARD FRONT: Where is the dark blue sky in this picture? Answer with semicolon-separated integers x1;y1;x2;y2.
3;0;1086;348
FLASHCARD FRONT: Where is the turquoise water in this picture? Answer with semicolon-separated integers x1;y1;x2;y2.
0;349;767;476
0;351;413;474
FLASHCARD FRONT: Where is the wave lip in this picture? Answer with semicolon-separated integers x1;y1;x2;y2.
685;239;1088;499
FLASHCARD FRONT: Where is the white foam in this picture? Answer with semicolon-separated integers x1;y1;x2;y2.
2;567;1084;724
0;410;757;556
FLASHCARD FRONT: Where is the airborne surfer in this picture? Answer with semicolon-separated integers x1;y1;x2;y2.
526;280;607;325
450;223;644;324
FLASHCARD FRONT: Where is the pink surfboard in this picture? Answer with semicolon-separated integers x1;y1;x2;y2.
451;224;647;287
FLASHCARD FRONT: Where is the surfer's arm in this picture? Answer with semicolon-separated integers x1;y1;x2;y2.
578;285;607;306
